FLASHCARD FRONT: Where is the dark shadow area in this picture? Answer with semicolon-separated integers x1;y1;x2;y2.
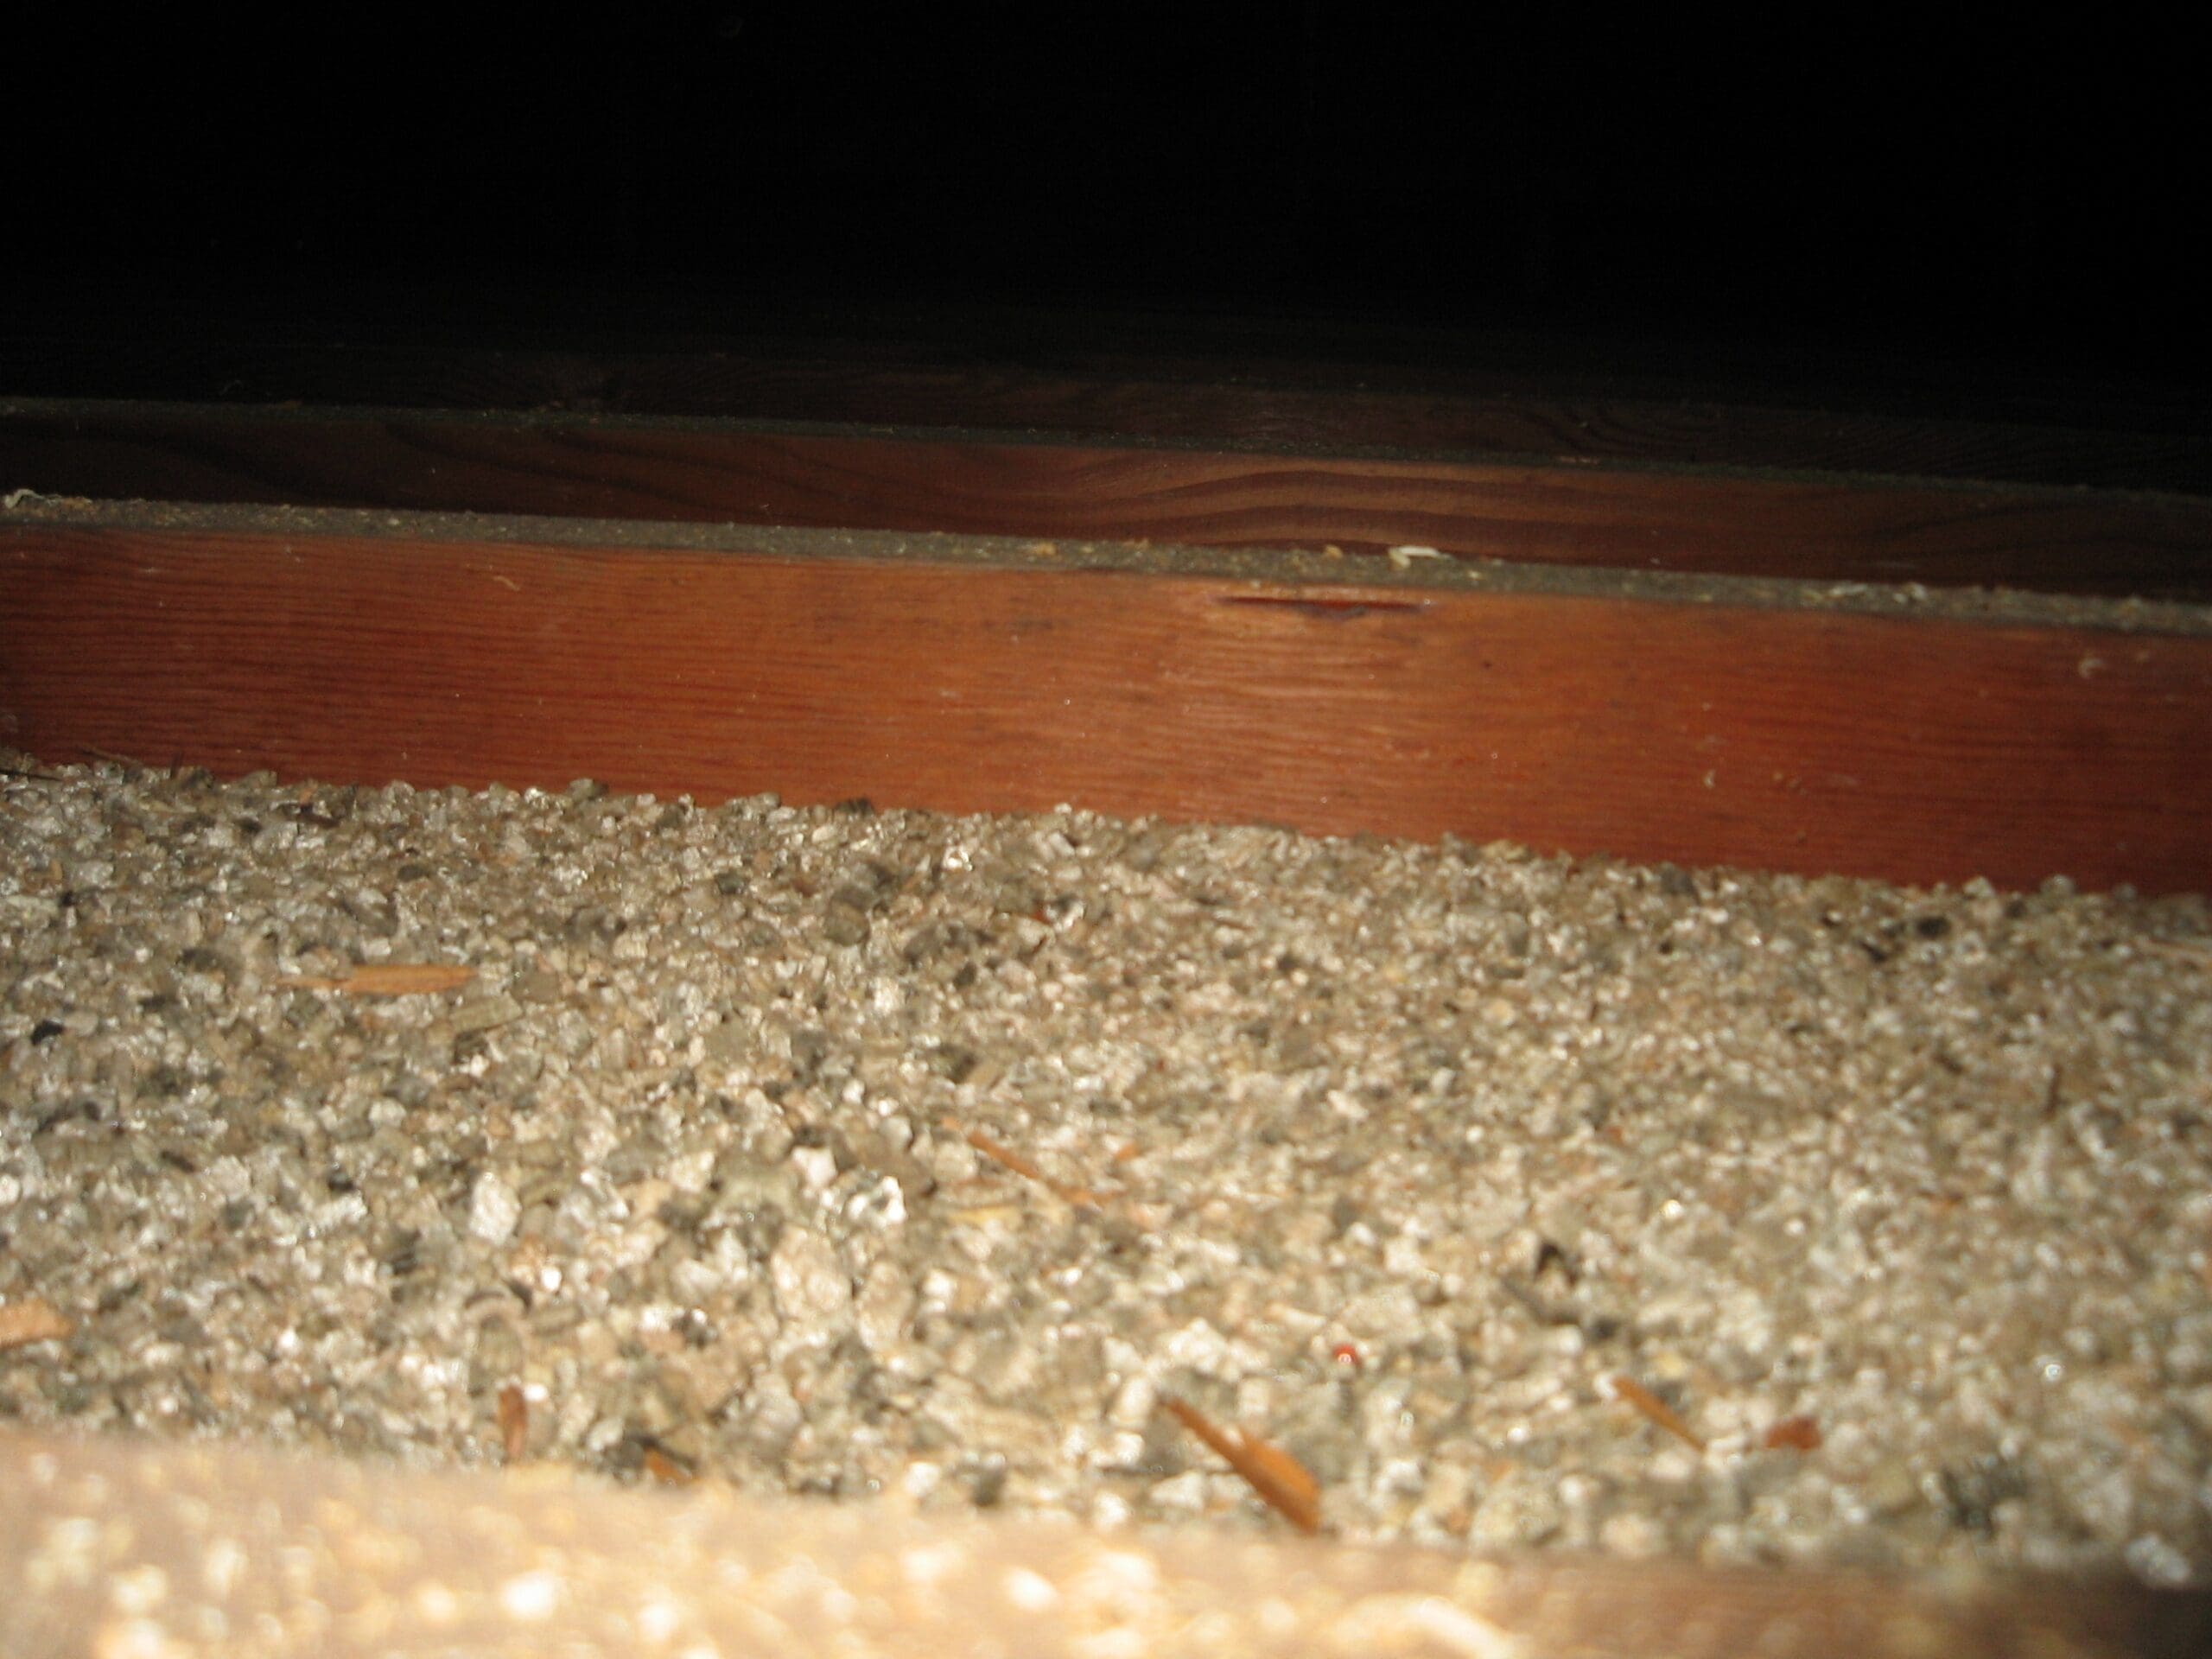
3;7;2204;417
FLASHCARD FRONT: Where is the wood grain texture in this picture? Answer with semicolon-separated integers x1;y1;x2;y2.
4;328;2209;492
6;405;2209;599
4;514;2207;893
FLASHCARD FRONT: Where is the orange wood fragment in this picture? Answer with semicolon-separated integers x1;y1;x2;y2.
0;1298;74;1351
1764;1414;1823;1452
1601;1372;1707;1452
941;1116;1104;1210
1159;1395;1322;1535
497;1385;529;1464
640;1446;695;1486
276;963;476;995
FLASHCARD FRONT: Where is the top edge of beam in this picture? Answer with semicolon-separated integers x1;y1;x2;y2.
10;494;2212;640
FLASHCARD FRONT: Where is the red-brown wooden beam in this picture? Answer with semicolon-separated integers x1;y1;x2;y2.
5;404;2209;600
5;314;2209;493
4;505;2207;893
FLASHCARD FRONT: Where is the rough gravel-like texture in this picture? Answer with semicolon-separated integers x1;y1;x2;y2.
3;755;2209;1587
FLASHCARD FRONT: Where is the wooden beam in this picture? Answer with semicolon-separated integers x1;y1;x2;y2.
3;321;2209;492
5;404;2209;599
5;505;2207;893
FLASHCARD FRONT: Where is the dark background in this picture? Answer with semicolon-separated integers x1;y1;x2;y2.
4;6;2201;386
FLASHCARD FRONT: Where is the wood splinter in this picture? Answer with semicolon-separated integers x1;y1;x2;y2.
1601;1372;1707;1452
496;1384;529;1465
1159;1395;1323;1535
941;1116;1106;1211
0;1298;75;1351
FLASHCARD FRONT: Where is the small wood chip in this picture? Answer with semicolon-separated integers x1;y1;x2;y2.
1160;1395;1322;1535
0;1298;74;1351
498;1384;530;1464
1764;1414;1823;1452
941;1116;1104;1211
640;1445;696;1486
276;963;476;995
1600;1372;1707;1452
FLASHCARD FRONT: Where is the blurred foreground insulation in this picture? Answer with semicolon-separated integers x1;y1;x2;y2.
3;1429;2207;1658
